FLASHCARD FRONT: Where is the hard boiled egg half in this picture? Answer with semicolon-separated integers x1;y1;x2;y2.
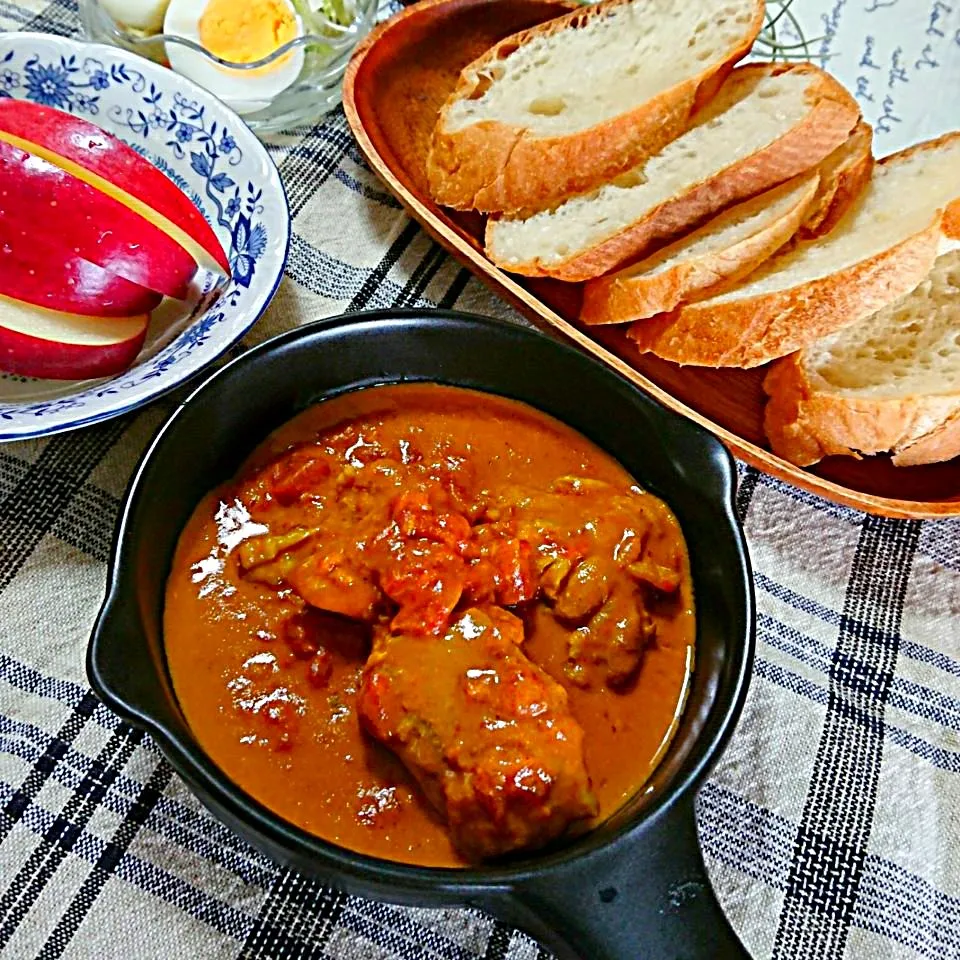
164;0;305;115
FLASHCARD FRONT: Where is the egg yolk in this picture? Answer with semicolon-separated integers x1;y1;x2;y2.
198;0;297;64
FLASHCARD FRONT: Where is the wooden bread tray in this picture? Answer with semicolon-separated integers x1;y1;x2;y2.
343;0;960;519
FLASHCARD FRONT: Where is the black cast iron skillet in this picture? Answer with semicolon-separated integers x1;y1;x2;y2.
88;310;755;960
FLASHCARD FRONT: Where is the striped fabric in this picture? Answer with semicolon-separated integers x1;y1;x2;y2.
2;2;960;958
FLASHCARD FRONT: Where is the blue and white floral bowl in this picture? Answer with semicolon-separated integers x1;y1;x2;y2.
0;32;290;441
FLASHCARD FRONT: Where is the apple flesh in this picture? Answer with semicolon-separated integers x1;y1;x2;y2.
0;139;197;300
0;217;162;316
0;100;230;275
0;293;148;380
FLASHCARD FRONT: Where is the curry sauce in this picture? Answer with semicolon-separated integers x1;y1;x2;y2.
164;384;694;867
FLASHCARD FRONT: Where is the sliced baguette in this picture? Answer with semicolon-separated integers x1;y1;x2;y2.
628;133;960;368
799;120;874;239
763;250;960;467
580;174;820;325
427;0;764;215
581;124;875;326
485;63;860;282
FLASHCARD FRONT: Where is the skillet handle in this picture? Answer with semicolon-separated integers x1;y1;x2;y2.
504;796;750;960
88;586;167;731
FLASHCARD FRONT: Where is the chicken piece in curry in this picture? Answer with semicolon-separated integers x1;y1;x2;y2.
164;384;694;866
360;607;597;861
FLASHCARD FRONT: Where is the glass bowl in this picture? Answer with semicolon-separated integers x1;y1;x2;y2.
79;0;379;134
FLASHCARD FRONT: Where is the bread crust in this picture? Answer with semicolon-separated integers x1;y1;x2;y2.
626;133;960;368
944;197;960;239
580;175;819;325
627;216;943;367
895;411;960;466
798;120;874;239
427;0;765;216
485;63;861;282
763;354;960;467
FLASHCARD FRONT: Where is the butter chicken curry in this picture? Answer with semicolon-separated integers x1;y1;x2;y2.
164;384;694;866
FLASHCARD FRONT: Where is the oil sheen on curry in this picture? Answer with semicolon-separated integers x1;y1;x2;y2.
164;384;695;867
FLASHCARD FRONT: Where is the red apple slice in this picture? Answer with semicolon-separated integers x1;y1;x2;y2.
0;216;162;316
0;294;148;380
0;100;230;274
0;139;197;300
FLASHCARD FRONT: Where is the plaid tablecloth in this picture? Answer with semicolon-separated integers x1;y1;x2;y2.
2;1;960;958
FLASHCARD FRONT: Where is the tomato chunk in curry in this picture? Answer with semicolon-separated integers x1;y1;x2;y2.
164;385;694;866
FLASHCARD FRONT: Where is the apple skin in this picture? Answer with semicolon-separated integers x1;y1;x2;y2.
0;218;162;316
0;295;148;380
0;100;231;274
0;139;197;300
